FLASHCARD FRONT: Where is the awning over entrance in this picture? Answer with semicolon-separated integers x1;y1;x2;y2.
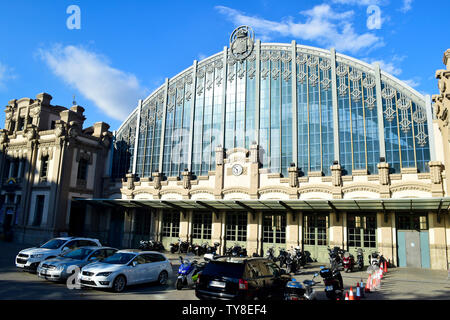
74;197;450;213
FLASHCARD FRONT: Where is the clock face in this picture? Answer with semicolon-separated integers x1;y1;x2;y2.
232;164;243;176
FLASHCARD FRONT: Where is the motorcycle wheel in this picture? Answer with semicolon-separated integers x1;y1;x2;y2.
176;278;183;290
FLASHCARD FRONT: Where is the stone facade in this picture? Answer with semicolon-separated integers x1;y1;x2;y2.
0;93;112;244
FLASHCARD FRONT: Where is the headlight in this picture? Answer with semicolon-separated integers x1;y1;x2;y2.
56;265;64;271
96;272;112;277
31;254;44;259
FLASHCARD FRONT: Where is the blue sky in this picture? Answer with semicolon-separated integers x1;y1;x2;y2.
0;0;448;131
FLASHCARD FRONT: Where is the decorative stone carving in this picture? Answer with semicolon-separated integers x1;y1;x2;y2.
125;173;136;190
68;122;80;139
24;125;37;141
429;161;443;184
0;129;8;144
377;162;390;185
288;166;298;188
182;170;192;190
152;172;162;190
54;121;66;138
331;164;342;187
443;49;450;70
215;146;224;166
250;144;259;164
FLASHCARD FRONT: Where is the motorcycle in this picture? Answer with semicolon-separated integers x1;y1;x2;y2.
277;248;289;268
179;240;190;253
293;246;308;270
284;273;319;300
328;246;344;270
368;251;387;273
139;239;165;252
342;251;355;273
192;243;208;256
356;248;364;271
318;265;344;300
175;254;207;290
226;243;247;257
265;247;277;262
285;252;297;274
170;239;180;254
204;242;220;261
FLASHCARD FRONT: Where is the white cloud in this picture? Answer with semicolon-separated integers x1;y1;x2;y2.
0;62;17;89
331;0;386;6
400;0;413;12
401;78;420;88
215;5;383;54
39;45;147;121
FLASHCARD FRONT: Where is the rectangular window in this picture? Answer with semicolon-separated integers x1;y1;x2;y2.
162;211;180;238
348;214;376;248
17;117;25;131
225;212;247;242
303;214;328;246
263;213;286;244
40;156;49;180
32;195;45;226
77;159;89;181
134;210;152;235
192;212;212;240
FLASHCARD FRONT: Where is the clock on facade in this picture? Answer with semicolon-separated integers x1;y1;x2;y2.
232;164;243;176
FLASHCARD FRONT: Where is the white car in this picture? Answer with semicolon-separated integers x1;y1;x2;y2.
15;237;101;272
78;249;173;292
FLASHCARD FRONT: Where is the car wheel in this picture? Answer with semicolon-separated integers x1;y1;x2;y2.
158;271;169;285
112;275;127;293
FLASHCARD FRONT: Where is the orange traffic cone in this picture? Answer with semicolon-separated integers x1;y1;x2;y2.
345;291;349;300
384;261;388;273
349;287;355;300
356;282;361;300
365;274;371;293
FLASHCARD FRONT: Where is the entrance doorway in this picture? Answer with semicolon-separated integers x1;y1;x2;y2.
225;212;247;251
191;211;212;245
69;201;86;236
161;210;180;249
347;213;377;265
303;214;329;263
108;209;124;248
396;213;430;268
262;212;287;257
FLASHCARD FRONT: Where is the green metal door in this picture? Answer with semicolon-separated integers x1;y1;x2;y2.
396;214;430;268
191;211;212;246
161;210;180;249
347;213;377;265
225;212;247;252
303;214;329;263
262;212;287;257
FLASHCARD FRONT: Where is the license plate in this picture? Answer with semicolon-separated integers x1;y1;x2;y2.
209;281;226;288
325;285;334;291
40;271;47;276
83;277;91;281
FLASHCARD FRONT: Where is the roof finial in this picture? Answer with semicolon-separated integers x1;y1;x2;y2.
72;94;77;106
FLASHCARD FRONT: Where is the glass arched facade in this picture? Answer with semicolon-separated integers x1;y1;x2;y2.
111;43;432;179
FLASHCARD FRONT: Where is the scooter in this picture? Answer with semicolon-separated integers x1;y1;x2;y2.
170;240;180;254
175;254;206;290
285;253;297;274
356;248;364;271
278;248;289;268
342;251;355;273
284;273;319;300
319;265;344;300
328;246;344;270
265;247;277;262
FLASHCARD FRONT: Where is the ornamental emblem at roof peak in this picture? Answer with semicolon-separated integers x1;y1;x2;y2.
230;26;255;62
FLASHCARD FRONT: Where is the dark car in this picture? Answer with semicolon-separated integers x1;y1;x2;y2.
195;257;291;300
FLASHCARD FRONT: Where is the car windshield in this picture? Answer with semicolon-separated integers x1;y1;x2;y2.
102;253;135;265
61;248;94;260
40;239;66;249
202;261;245;278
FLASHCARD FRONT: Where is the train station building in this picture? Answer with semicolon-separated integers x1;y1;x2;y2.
1;27;450;270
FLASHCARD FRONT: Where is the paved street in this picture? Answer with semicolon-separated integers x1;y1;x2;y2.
0;241;449;300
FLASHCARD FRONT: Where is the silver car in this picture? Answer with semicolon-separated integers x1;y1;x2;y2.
37;247;117;282
78;249;173;292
